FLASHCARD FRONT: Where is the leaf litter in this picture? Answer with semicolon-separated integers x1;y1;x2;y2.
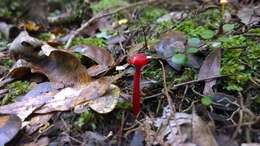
0;0;259;145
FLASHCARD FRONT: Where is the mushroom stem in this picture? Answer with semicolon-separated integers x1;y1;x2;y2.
128;53;148;117
132;66;141;117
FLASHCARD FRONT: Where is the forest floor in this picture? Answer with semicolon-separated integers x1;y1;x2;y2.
0;0;259;145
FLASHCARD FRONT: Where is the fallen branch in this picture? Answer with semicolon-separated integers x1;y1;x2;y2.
64;0;159;49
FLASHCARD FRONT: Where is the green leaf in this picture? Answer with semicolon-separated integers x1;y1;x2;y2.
223;24;235;32
201;96;213;106
172;54;188;65
187;38;201;47
186;48;199;54
200;30;215;40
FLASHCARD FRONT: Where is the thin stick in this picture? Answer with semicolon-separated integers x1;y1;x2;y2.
170;75;228;90
65;0;159;49
159;60;175;113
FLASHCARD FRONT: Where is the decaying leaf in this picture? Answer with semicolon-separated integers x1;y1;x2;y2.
8;59;31;79
88;84;119;113
23;137;49;146
73;45;115;76
0;114;21;146
37;44;91;87
0;77;112;120
198;48;221;95
192;110;218;146
25;114;53;135
237;5;260;26
141;105;219;145
0;92;56;121
9;32;91;87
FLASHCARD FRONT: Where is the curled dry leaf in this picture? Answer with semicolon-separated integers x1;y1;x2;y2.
73;45;115;77
198;48;221;95
8;59;31;79
0;114;21;146
10;31;91;87
38;44;91;87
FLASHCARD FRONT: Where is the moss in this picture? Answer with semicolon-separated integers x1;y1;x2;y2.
71;37;106;48
0;59;14;68
37;32;52;41
174;68;196;83
143;60;162;81
2;81;31;105
157;20;174;33
219;35;260;91
139;6;168;23
75;110;94;128
90;0;129;14
129;6;168;29
0;0;22;18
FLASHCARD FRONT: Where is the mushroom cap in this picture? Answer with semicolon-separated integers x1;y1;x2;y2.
128;53;148;67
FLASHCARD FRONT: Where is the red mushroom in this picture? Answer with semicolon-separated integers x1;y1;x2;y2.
128;53;148;117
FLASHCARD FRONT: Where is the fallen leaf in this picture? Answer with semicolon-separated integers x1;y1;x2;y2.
241;143;260;146
198;48;221;95
237;5;260;26
8;59;31;79
25;114;53;135
215;134;238;146
23;137;49;146
192;110;218;146
88;84;120;113
0;77;112;120
0;114;21;146
10;32;91;87
73;45;115;76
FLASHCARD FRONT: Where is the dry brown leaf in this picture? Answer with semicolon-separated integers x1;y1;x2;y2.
0;77;112;120
198;48;221;95
192;110;218;146
37;44;91;87
0;114;21;146
23;137;49;146
0;92;56;121
73;45;115;76
237;5;260;26
25;114;53;135
10;32;91;87
8;59;31;79
88;84;119;113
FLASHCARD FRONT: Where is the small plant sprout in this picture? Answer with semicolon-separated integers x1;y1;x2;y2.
128;53;149;117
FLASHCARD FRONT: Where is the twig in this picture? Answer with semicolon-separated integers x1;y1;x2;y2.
159;60;175;113
64;0;159;49
170;75;229;90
